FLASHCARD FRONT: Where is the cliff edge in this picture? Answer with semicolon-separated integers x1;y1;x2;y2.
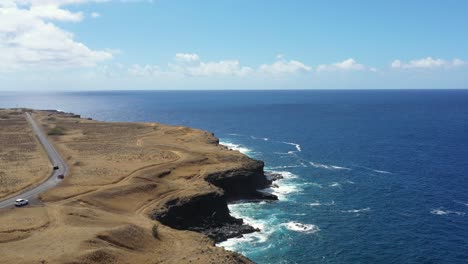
0;109;277;264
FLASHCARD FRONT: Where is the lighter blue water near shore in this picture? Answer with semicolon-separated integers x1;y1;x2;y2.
1;90;468;263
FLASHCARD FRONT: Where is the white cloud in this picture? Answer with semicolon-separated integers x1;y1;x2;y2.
175;53;200;62
30;5;83;21
128;64;161;76
91;12;100;18
171;54;252;77
186;60;252;77
129;54;252;77
317;58;366;72
0;1;113;72
259;59;311;75
391;57;467;69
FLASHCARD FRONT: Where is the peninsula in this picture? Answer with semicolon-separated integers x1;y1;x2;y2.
0;108;277;264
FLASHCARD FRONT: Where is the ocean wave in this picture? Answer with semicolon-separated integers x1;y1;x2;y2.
282;142;302;152
430;208;465;216
266;183;300;201
304;182;323;188
266;165;303;170
346;180;355;184
310;201;335;207
373;169;392;174
250;135;269;141
282;222;320;234
329;182;341;187
343;207;371;213
309;161;351;170
267;170;297;179
217;204;278;251
264;170;300;200
454;200;468;207
220;141;251;154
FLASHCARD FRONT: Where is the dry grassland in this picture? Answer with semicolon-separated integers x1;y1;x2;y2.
0;110;253;264
0;109;51;198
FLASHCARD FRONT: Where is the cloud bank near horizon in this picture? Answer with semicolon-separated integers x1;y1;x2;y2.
0;1;467;90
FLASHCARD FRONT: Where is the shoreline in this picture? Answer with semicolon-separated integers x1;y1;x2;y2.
0;108;279;263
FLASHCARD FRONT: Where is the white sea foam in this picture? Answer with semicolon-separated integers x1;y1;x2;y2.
454;200;468;207
346;180;355;184
217;204;278;251
250;135;269;141
309;161;351;170
310;201;335;206
266;183;300;201
329;182;341;187
343;207;371;213
304;182;323;188
282;222;320;234
266;165;303;170
282;142;302;152
373;170;392;174
268;170;297;179
220;141;251;154
264;170;300;200
431;208;465;216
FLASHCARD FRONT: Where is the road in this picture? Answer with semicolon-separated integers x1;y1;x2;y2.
0;112;68;208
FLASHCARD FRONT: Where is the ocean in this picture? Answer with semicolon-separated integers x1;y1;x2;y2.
1;90;467;263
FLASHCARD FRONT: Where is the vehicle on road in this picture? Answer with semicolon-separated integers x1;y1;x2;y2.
53;164;59;170
58;174;64;179
15;199;28;207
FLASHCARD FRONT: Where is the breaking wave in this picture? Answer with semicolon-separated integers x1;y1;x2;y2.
373;170;392;174
343;207;371;213
282;142;302;152
220;141;251;154
264;170;301;200
310;201;335;206
282;222;320;233
309;161;351;170
431;208;465;216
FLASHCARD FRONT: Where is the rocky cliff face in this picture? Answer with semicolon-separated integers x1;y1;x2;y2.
205;159;277;201
153;157;277;243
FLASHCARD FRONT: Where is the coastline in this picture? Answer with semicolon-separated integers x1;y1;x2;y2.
0;108;279;263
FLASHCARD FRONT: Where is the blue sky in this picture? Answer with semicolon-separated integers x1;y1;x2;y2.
1;0;467;90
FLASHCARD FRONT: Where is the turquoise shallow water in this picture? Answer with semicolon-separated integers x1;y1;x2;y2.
1;90;467;263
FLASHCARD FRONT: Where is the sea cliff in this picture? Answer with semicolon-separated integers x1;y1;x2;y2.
0;109;277;264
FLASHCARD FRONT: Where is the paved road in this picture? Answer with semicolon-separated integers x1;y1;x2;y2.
0;112;68;208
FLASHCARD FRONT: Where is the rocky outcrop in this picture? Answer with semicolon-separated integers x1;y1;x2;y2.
205;159;277;201
153;158;278;243
152;192;258;242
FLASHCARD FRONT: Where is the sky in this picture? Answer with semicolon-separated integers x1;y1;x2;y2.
0;0;467;91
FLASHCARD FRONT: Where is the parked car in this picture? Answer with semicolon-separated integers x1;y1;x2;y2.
58;174;64;179
53;164;59;170
15;199;28;207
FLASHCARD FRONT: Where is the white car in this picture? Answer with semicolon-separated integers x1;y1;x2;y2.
15;199;29;207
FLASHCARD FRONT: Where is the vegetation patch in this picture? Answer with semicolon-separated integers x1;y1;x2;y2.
48;126;65;136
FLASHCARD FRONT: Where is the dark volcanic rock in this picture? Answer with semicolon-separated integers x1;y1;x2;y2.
205;159;275;201
153;157;279;243
152;192;258;242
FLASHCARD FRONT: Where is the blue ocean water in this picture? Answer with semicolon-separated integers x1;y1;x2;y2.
1;90;468;263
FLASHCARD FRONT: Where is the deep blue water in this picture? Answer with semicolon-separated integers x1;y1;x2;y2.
1;90;467;263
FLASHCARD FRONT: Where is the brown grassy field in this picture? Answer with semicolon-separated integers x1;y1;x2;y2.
0;110;254;263
0;109;51;199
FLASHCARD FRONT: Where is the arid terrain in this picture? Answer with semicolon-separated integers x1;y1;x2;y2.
0;109;51;199
0;109;275;264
